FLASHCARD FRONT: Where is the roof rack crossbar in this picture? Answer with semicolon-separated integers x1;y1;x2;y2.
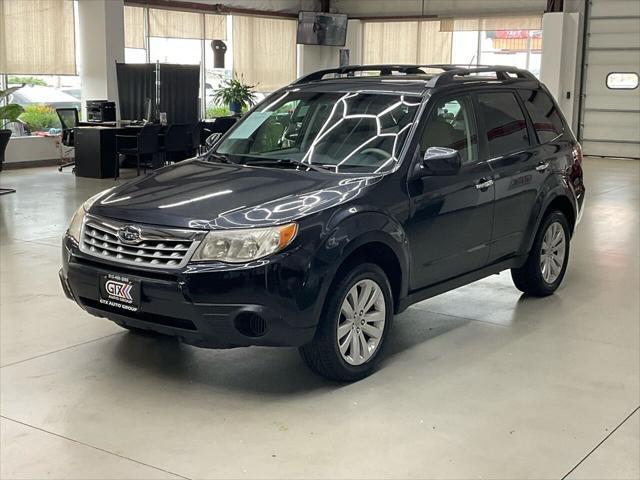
293;63;537;87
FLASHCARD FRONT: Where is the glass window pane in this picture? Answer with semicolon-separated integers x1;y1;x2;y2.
477;92;530;158
607;73;639;90
420;96;478;164
518;89;564;143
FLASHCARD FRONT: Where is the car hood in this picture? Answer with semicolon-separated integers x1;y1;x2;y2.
89;159;381;229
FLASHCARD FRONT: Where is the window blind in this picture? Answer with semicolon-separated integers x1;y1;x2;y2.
439;15;542;32
124;5;145;49
148;8;226;40
0;0;76;75
232;15;297;92
362;20;452;65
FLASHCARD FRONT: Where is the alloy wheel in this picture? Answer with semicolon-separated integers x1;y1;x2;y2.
337;279;386;366
540;221;566;284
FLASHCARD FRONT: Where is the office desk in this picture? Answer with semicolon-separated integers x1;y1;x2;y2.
75;125;143;179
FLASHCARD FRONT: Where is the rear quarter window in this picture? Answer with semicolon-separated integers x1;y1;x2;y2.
476;92;531;158
518;89;565;143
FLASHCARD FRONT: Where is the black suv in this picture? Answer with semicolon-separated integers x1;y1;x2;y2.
60;65;585;381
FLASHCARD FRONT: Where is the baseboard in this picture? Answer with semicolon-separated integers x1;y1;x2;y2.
2;159;60;170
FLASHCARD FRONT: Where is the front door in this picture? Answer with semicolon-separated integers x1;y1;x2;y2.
406;94;495;290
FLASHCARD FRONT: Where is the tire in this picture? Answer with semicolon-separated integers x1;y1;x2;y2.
299;263;394;382
511;210;571;296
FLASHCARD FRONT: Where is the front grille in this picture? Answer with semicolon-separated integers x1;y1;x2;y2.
80;214;203;269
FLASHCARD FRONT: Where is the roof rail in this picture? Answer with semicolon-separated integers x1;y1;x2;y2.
425;65;538;87
292;63;538;87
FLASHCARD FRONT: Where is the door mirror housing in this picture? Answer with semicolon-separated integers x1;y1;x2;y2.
422;146;462;175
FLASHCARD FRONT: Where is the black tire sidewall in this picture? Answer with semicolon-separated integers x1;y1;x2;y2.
319;263;394;379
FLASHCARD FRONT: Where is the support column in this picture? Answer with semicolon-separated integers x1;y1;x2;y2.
77;0;125;119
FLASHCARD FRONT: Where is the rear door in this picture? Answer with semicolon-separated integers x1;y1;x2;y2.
406;93;495;289
474;90;549;263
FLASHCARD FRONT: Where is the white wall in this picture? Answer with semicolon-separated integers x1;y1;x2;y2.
77;0;125;118
540;12;582;131
4;137;61;165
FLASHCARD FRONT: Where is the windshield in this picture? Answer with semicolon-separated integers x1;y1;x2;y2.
215;90;421;173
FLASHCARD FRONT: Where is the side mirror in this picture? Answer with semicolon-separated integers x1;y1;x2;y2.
422;146;461;175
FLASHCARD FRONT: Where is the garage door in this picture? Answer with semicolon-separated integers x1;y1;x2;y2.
579;0;640;159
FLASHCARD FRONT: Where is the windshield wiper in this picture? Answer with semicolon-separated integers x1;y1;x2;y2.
241;157;332;173
205;151;235;164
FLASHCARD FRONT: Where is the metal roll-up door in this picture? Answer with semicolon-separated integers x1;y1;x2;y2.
579;0;640;159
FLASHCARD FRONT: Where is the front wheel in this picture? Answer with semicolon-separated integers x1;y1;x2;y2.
299;263;393;382
511;210;571;296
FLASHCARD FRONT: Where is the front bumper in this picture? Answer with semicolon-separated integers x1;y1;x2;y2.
60;237;318;348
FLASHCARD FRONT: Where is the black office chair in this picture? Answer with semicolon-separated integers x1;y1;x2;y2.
161;123;192;164
115;123;162;179
188;121;203;156
56;108;79;172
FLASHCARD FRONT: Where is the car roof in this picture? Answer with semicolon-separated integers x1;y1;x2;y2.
291;64;541;95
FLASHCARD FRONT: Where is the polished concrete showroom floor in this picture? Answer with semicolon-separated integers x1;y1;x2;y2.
1;157;638;479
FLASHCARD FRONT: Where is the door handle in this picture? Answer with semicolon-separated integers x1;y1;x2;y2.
475;178;494;190
536;162;550;172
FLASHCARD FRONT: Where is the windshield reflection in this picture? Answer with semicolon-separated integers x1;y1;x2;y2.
215;90;421;174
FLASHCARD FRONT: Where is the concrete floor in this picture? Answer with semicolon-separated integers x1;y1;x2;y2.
0;157;638;479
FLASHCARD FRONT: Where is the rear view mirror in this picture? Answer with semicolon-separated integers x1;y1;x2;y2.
422;146;461;175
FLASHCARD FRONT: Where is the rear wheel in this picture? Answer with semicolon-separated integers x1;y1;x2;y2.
299;263;393;382
511;210;570;296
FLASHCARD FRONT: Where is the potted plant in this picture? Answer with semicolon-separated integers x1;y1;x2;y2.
211;75;257;116
1;85;25;172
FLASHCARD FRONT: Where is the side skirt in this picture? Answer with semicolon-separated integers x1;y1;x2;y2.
397;256;527;313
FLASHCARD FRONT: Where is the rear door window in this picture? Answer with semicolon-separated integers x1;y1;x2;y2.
476;92;531;158
518;89;565;143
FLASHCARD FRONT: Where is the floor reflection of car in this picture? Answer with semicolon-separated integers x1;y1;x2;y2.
60;64;585;382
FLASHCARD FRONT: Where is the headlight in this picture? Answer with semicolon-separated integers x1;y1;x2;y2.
65;188;115;242
192;223;298;263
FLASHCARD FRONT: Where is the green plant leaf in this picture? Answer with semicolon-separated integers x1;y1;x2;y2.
0;104;25;122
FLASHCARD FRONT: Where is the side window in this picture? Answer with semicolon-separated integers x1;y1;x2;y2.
420;95;478;164
519;89;565;143
476;92;530;158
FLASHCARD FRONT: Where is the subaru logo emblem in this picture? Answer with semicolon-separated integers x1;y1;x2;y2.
118;225;142;244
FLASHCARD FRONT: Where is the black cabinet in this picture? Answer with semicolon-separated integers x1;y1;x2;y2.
75;127;118;179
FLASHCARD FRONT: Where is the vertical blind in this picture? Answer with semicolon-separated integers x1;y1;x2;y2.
124;6;145;49
232;16;297;92
363;20;452;65
0;0;76;75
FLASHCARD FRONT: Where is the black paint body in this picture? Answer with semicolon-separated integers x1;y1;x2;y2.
60;75;585;348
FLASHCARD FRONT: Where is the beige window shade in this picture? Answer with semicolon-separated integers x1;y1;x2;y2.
440;15;542;32
362;20;452;65
362;21;419;64
205;14;226;40
0;0;76;75
149;8;203;39
418;20;452;64
232;16;297;92
124;6;145;49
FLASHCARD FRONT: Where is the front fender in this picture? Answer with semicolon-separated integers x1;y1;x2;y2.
305;209;410;321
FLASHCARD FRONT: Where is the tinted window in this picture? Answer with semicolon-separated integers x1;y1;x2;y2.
420;96;478;164
519;89;565;143
477;92;530;158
